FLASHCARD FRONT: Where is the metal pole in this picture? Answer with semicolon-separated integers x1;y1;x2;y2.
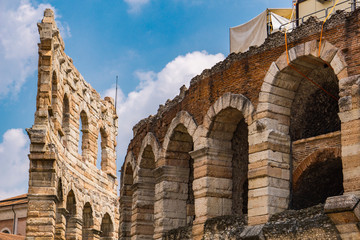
351;0;356;11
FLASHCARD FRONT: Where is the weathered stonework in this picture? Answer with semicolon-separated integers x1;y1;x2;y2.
120;9;360;240
25;9;118;239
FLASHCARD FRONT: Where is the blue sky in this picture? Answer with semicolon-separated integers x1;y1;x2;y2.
0;0;291;198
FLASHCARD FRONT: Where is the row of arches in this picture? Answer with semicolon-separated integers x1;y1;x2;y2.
51;71;112;170
56;179;115;239
120;40;347;239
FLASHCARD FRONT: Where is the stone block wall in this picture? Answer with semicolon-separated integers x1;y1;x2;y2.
120;9;360;240
26;9;119;240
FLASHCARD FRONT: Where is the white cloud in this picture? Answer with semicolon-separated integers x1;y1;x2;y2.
0;129;29;200
124;0;150;14
103;51;224;165
0;0;67;99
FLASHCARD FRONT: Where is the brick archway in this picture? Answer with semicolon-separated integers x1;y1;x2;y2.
293;147;341;188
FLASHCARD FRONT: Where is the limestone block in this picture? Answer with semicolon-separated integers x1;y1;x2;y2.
258;92;293;108
257;102;291;116
330;50;347;75
288;43;305;62
194;197;232;217
304;39;319;57
275;52;288;71
320;41;338;63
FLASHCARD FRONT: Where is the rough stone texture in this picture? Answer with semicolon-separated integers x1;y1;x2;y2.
26;9;118;240
119;8;360;240
202;216;245;240
262;204;340;240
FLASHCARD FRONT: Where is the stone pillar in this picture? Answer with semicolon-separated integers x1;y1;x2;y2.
190;147;233;240
130;179;155;240
153;165;189;240
65;216;82;240
325;194;360;239
55;208;67;240
338;75;360;193
247;120;290;225
119;187;132;240
26;129;58;239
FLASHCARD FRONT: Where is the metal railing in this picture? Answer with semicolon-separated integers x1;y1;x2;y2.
279;0;359;31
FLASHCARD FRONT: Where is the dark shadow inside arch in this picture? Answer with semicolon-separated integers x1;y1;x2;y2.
65;190;77;239
208;107;249;216
119;163;133;238
82;202;94;240
290;61;340;141
100;213;114;239
287;57;342;210
166;124;195;226
292;156;343;210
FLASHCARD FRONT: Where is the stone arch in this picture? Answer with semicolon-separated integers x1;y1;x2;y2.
65;189;78;239
162;110;197;156
194;93;255;150
100;212;114;239
78;108;90;160
62;92;71;138
292;148;343;210
205;93;253;216
138;132;160;165
154;111;196;237
1;227;11;233
119;153;135;239
51;70;59;107
96;124;110;170
247;40;347;224
82;202;94;240
131;132;159;239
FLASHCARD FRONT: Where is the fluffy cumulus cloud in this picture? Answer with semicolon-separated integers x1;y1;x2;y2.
0;0;67;99
103;51;224;164
0;129;29;199
124;0;150;13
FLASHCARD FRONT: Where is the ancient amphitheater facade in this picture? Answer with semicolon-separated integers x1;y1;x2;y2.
25;7;360;240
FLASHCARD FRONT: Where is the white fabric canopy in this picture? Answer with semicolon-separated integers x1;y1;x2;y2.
230;10;293;54
271;12;294;32
230;10;268;54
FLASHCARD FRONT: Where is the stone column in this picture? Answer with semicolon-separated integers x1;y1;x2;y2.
338;75;360;193
26;129;58;239
189;147;233;240
247;119;290;226
119;187;132;240
323;75;360;238
153;165;189;240
55;208;67;240
65;216;82;240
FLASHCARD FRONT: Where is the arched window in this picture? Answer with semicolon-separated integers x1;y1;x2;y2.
100;213;114;239
78;110;89;157
65;190;77;239
62;94;70;136
82;203;94;240
96;128;108;170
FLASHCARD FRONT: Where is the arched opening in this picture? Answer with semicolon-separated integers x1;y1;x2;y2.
78;110;89;158
208;107;249;215
51;71;58;108
284;56;342;209
62;94;70;135
65;190;77;239
96;128;108;170
100;213;114;239
55;179;64;239
165;124;195;227
119;162;133;239
82;203;94;240
131;145;155;238
292;153;343;209
1;228;10;233
290;65;340;141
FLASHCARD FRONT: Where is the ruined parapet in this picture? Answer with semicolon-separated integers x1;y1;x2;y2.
26;9;118;239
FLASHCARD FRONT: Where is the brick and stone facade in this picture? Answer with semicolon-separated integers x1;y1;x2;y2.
120;9;360;240
25;9;118;240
